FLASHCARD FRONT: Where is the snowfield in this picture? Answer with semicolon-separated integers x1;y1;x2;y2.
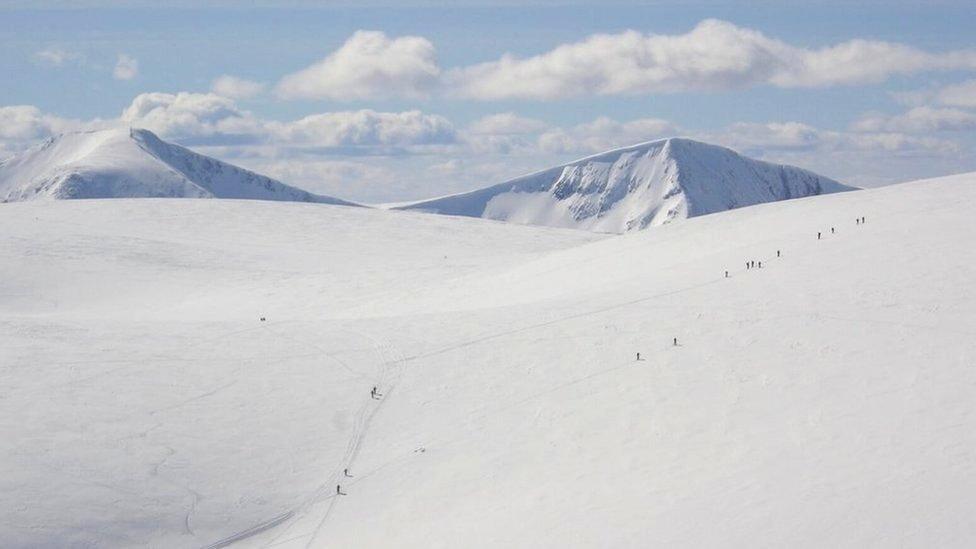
2;171;976;548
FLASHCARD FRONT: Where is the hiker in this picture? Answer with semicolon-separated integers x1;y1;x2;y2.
776;250;781;258
673;337;678;346
636;352;641;361
862;216;866;223
337;485;345;496
758;261;762;268
725;270;729;278
371;386;381;400
818;232;821;240
831;227;835;234
856;218;860;225
344;468;352;477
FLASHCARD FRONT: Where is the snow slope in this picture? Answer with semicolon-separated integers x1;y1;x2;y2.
399;137;855;233
0;128;356;205
2;171;976;548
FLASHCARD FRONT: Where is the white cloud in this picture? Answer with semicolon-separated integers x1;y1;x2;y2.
119;92;455;151
537;116;676;154
0;105;101;144
937;79;976;108
270;109;456;149
113;54;139;80
851;106;976;133
448;19;976;100
33;47;84;67
276;30;440;101
467;113;549;135
120;92;261;141
211;75;266;99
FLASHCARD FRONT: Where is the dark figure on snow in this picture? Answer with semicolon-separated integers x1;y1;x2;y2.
371;386;381;400
862;216;866;223
344;468;352;477
758;261;762;268
746;262;750;270
673;337;678;346
818;232;821;240
337;485;345;496
776;250;781;258
856;218;860;225
725;270;729;278
831;227;835;234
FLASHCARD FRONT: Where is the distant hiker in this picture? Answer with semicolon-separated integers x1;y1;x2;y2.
856;218;860;225
746;262;750;270
260;317;266;322
817;232;821;240
724;270;729;278
862;216;866;223
758;261;762;268
344;468;352;477
371;386;381;399
673;337;678;346
636;352;641;361
337;485;345;496
776;250;781;258
831;227;835;234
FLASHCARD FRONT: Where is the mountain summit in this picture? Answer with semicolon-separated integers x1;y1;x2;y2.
399;137;855;233
0;128;356;205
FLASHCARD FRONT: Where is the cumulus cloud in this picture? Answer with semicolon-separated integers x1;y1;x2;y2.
113;54;139;80
118;92;456;152
851;106;976;133
33;47;84;67
120;92;261;142
937;79;976;108
467;113;549;135
270;109;457;149
276;31;440;101
211;75;266;99
537;116;676;154
448;19;976;100
0;105;100;144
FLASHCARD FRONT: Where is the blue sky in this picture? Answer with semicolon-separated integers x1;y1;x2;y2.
2;1;976;202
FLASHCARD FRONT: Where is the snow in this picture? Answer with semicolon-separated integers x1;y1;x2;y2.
398;137;856;233
2;171;976;547
0;128;356;206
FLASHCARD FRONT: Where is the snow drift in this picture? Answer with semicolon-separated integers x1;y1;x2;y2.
0;128;356;205
399;137;855;233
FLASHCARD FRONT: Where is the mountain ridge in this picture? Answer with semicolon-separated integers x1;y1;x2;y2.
398;137;856;233
0;128;357;206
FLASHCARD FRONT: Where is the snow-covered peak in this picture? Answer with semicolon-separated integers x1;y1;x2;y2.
399;137;856;233
0;127;356;206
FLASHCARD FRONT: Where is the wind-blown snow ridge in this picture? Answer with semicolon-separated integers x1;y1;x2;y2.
0;128;357;205
399;137;856;233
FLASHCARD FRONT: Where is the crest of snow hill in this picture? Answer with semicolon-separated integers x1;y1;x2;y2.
398;137;856;233
0;129;856;233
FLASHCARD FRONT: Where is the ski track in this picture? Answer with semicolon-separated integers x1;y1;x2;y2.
199;325;405;549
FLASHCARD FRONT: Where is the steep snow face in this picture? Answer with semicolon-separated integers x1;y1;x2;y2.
0;128;356;205
399;138;855;233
